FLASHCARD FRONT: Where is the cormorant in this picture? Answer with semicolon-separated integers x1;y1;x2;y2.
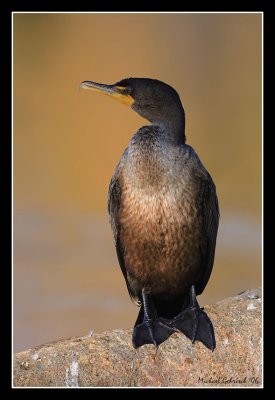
80;78;219;350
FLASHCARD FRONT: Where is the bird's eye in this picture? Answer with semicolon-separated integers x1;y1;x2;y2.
124;87;132;95
117;86;132;95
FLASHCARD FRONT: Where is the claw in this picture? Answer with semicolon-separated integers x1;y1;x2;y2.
170;286;216;350
132;319;175;348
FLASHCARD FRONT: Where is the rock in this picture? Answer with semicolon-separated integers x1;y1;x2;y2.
13;288;262;387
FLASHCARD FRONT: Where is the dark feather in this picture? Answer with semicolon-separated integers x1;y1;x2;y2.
195;174;219;295
108;169;140;304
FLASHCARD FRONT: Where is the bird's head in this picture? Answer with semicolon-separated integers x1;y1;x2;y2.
80;77;185;128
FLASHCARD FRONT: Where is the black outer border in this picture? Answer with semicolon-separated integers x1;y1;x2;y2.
2;1;269;396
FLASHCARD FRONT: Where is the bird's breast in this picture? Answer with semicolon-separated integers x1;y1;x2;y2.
119;174;203;297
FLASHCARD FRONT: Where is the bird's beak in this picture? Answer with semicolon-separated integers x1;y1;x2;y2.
80;80;134;107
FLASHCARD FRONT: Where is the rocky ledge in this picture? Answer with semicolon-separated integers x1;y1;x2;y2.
13;288;262;388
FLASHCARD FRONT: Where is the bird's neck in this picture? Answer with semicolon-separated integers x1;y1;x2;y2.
153;120;185;145
151;110;186;145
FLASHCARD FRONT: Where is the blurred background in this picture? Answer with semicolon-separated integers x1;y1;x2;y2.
13;13;262;352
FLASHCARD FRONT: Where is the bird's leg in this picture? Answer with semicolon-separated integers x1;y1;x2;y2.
132;289;175;348
170;285;216;351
